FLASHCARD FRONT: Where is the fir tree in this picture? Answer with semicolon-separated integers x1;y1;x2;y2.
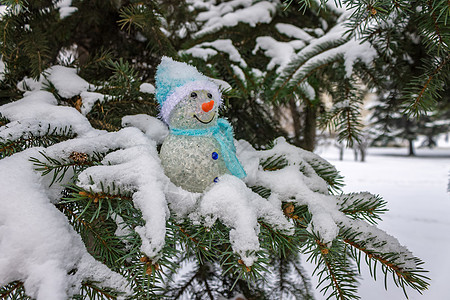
289;0;449;150
0;1;431;299
359;0;450;155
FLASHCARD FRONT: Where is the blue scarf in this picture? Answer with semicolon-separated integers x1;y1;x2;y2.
170;119;246;178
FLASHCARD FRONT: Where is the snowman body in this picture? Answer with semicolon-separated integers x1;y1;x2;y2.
160;134;228;192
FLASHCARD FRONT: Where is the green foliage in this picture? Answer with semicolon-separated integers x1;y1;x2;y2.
305;233;360;300
181;1;373;150
0;113;9;126
86;59;159;131
291;0;449;117
304;156;344;194
337;193;387;224
342;225;429;298
0;281;32;300
320;79;364;148
261;155;289;171
117;1;177;59
30;150;106;185
403;55;450;116
73;281;125;300
270;37;348;103
0;125;76;159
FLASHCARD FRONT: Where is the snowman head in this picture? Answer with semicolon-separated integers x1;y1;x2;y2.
155;57;222;127
169;89;218;129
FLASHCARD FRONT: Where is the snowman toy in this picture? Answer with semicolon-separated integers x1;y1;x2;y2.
156;57;246;193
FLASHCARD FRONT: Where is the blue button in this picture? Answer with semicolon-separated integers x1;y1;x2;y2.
212;152;219;160
213;177;219;183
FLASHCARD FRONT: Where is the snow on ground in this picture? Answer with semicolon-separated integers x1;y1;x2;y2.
305;145;450;300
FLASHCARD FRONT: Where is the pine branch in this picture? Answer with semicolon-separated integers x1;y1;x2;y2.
0;281;31;300
260;154;289;171
118;3;176;57
169;265;199;299
337;192;387;224
340;221;430;296
57;191;131;270
59;184;174;297
321;79;364;147
74;281;123;300
272;38;348;102
30;151;106;185
291;257;315;299
85;58;158;131
426;0;444;46
303;157;344;194
174;222;210;253
263;252;314;300
250;185;272;199
305;234;360;300
259;220;302;258
0;125;76;159
0;113;9;127
403;53;449;116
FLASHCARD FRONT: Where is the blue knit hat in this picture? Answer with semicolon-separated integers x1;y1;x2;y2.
155;57;222;124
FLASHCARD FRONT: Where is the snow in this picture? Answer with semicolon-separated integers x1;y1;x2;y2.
0;59;5;81
183;39;247;68
46;66;91;98
0;77;166;296
79;91;105;115
183;47;218;61
194;1;277;37
56;0;78;19
300;82;316;99
276;23;314;42
231;64;246;83
342;40;377;77
0;91;94;137
198;174;293;266
253;36;296;72
236;137;421;264
209;77;232;92
249;11;376;80
283;23;377;79
0;149;132;300
78;143;170;260
0;5;7;16
17;66;93;99
306;145;450;299
139;82;155;94
121;114;169;145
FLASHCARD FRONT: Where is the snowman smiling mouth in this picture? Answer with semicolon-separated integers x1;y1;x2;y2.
193;113;215;124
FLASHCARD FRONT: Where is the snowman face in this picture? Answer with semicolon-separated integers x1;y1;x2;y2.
169;89;218;129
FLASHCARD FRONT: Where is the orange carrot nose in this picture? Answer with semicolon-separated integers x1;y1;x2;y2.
202;100;214;112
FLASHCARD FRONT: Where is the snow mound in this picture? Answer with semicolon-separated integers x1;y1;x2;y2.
0;149;131;300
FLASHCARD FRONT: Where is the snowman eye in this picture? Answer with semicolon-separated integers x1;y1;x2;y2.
190;92;197;98
207;93;212;99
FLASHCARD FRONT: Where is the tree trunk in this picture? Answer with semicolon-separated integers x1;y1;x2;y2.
301;103;317;152
289;97;302;147
339;147;344;161
353;148;358;161
360;146;366;162
408;139;415;156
